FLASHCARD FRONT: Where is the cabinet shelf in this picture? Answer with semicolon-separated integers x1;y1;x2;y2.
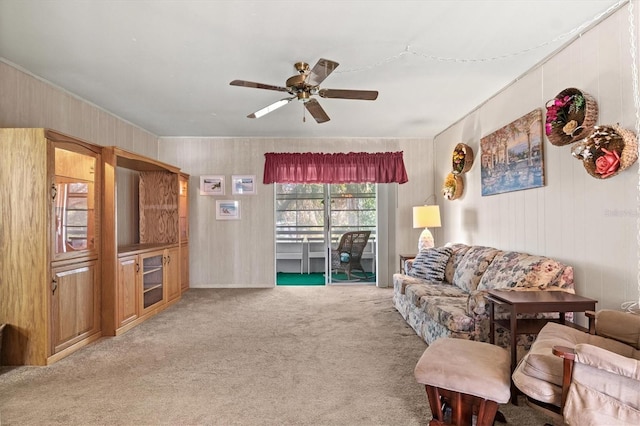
143;283;162;293
143;266;163;275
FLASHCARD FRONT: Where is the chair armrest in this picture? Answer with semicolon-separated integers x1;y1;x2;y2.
572;343;640;381
468;290;490;316
552;345;575;360
552;345;576;408
553;343;640;407
404;258;415;275
586;310;596;334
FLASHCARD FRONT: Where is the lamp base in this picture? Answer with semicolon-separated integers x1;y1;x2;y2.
418;228;435;252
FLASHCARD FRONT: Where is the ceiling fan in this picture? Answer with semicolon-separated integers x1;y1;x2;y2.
229;58;378;123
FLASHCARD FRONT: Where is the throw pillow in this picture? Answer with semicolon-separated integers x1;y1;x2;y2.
408;247;453;282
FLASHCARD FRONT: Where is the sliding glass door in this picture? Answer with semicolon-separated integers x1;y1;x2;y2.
275;183;377;285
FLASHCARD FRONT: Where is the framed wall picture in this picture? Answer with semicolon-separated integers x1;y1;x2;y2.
200;175;225;196
231;175;257;195
216;200;241;220
480;109;545;196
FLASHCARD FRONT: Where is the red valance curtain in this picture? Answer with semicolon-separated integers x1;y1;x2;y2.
263;151;408;184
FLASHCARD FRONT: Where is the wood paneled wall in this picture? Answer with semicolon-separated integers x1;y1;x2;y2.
158;138;432;288
0;61;158;155
434;6;640;312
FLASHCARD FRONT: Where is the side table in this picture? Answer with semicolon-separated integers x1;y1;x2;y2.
399;254;416;274
486;289;597;404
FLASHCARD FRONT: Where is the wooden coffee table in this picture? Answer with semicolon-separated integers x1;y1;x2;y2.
486;289;597;403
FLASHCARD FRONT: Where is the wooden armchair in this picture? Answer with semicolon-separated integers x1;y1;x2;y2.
330;231;371;280
513;310;640;426
552;310;640;425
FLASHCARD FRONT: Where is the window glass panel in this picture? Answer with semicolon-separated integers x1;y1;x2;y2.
54;147;96;255
66;210;88;227
66;196;88;210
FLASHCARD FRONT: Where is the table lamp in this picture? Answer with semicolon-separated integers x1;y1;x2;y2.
413;205;441;252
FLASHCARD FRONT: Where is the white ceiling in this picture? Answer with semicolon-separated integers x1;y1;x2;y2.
0;0;625;139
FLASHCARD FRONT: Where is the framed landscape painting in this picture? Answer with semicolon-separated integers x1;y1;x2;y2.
231;175;257;195
200;175;225;196
216;200;241;220
480;109;545;196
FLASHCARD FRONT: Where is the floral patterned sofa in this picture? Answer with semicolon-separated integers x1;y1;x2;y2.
393;243;575;354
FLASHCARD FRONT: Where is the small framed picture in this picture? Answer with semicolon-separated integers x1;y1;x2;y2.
216;200;241;220
200;175;225;196
231;175;257;195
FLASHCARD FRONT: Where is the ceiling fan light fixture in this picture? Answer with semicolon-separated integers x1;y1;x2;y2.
248;98;293;119
230;58;378;123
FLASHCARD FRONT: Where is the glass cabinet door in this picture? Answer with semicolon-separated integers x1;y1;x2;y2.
142;252;164;310
52;143;100;260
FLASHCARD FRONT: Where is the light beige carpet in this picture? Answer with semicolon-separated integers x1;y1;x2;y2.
0;286;552;425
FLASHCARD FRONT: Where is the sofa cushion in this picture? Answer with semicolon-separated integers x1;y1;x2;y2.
393;273;426;295
444;243;471;284
408;246;453;281
477;251;566;291
452;246;500;292
420;296;475;333
405;283;469;307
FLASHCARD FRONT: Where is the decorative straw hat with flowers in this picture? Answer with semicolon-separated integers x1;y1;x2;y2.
452;143;474;175
571;124;638;179
546;88;598;146
442;172;463;200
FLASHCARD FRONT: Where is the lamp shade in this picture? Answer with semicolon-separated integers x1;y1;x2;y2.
413;205;441;229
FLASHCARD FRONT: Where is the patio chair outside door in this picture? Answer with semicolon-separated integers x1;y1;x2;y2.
330;230;371;280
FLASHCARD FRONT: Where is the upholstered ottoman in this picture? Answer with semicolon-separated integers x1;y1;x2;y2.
414;338;511;426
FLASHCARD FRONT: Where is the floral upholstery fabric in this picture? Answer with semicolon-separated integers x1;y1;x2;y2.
403;302;473;345
393;273;429;295
421;296;475;332
477;251;569;291
444;243;471;284
405;281;467;307
452;246;500;292
556;266;575;291
412;308;474;344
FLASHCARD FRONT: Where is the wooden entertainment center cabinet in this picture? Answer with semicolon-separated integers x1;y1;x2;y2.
0;129;189;365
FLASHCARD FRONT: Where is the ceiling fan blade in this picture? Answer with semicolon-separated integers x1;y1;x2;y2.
307;58;339;86
318;88;378;101
230;80;289;93
304;98;330;123
247;97;295;119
